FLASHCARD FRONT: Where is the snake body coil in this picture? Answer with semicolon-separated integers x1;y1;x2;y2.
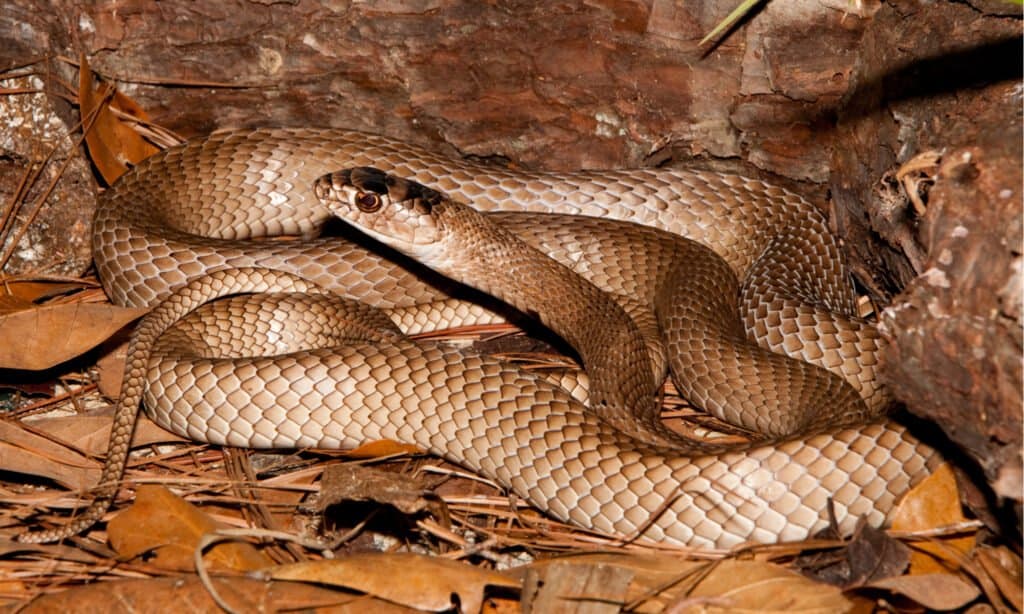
25;128;940;547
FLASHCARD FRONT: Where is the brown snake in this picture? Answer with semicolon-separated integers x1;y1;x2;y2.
21;128;941;547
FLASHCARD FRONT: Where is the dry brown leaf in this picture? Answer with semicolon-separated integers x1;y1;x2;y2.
342;439;423;458
250;460;322;526
867;573;980;610
1;279;90;304
95;339;129;398
974;546;1023;611
26;411;185;456
523;559;633;613
319;463;440;516
268;552;519;613
13;576;407;613
0;302;146;370
0;420;101;490
0;293;36;314
4;411;184;492
678;559;854;613
519;553;851;613
795;522;910;588
78;54;159;184
518;553;703;613
108;485;273;572
891;463;976;573
484;595;522;614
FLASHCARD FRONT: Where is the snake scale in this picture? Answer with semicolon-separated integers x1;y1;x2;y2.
22;128;941;548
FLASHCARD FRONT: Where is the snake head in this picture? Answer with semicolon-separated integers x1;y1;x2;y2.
315;167;448;255
317;166;516;289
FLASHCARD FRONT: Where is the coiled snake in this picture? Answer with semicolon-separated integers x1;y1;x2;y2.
22;128;940;548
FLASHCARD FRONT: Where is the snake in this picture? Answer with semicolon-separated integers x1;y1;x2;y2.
20;128;941;548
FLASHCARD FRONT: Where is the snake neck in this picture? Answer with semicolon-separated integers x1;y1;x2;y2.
420;201;664;434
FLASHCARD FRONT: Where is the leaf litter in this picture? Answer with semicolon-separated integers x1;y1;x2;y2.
0;57;1017;614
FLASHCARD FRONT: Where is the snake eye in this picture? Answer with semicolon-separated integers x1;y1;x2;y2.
356;192;382;212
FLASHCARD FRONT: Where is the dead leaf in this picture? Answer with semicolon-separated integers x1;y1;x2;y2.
0;302;146;370
95;339;129;398
13;576;406;613
843;521;909;585
26;411;185;457
891;463;976;573
796;522;909;588
79;54;159;184
518;553;851;614
3;411;184;494
108;485;273;572
483;595;521;614
319;463;441;516
342;439;423;458
268;552;519;614
974;546;1023;611
522;559;633;613
0;279;91;305
0;377;55;396
0;293;35;314
867;573;980;611
682;559;855;613
0;420;101;490
516;552;702;613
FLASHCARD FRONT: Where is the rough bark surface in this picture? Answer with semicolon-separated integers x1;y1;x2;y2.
0;0;1020;518
829;0;1023;519
0;1;95;275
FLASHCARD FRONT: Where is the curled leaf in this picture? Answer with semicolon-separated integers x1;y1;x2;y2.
109;485;273;572
269;552;519;613
79;54;159;184
0;302;146;370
